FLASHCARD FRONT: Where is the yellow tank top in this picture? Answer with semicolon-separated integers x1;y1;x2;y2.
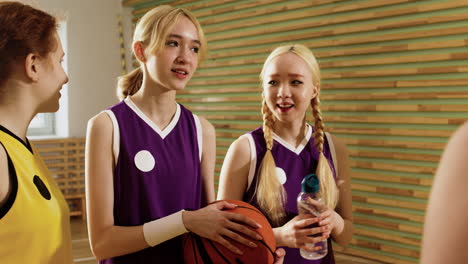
0;128;73;264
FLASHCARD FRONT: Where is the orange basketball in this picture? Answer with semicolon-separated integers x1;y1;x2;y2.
183;200;276;264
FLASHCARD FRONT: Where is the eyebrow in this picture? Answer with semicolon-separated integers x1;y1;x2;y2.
269;73;304;77
168;34;201;46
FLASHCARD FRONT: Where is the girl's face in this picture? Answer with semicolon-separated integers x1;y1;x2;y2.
36;32;68;113
262;52;317;124
145;16;200;91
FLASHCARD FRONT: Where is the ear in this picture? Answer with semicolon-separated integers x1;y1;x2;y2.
25;53;40;82
133;41;146;62
312;83;319;98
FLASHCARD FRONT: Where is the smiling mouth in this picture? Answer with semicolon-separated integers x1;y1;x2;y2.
277;104;294;109
171;69;188;75
277;104;294;113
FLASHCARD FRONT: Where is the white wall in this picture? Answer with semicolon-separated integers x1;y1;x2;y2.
34;0;122;137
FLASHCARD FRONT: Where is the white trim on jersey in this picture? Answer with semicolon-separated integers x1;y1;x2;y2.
193;114;203;162
272;124;312;155
242;134;257;191
103;110;120;166
325;132;338;176
244;124;327;190
124;97;181;140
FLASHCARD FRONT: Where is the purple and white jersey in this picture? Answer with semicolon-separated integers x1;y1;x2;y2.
101;97;203;264
243;124;337;264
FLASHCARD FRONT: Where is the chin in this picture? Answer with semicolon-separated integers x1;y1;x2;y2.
274;115;297;124
38;102;60;113
171;85;187;91
39;107;59;113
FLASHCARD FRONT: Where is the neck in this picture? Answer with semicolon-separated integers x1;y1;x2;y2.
273;118;307;148
0;89;36;142
130;80;178;130
0;75;46;143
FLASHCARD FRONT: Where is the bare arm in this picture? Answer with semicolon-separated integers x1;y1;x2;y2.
198;116;216;205
85;112;148;260
421;121;468;263
216;136;251;200
328;135;353;246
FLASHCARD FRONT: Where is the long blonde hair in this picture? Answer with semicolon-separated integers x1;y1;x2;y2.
257;44;339;225
117;5;207;99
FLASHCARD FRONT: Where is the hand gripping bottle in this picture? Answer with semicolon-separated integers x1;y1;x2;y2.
297;173;327;260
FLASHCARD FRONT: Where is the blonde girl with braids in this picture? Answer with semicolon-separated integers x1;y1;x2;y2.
218;44;353;263
85;5;273;263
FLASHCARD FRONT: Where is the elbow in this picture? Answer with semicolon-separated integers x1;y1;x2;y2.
332;233;353;247
333;221;354;247
90;237;111;261
335;236;352;247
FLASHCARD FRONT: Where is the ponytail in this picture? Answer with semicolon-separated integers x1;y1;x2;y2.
117;67;143;100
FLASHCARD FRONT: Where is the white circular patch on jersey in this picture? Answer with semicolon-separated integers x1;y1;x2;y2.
275;167;287;185
134;150;155;172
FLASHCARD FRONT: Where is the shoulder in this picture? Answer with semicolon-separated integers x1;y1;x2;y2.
221;135;252;176
329;133;348;155
197;115;215;139
446;121;468;149
438;121;468;176
87;112;113;137
230;135;251;156
326;133;350;181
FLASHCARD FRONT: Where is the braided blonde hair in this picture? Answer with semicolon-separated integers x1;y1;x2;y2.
255;100;286;225
311;95;339;209
256;44;339;222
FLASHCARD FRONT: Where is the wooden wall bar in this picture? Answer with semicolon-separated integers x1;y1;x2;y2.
122;0;468;263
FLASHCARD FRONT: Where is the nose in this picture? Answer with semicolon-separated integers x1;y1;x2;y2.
277;83;291;98
175;47;190;65
64;72;69;85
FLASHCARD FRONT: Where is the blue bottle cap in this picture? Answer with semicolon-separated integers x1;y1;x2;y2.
301;173;320;193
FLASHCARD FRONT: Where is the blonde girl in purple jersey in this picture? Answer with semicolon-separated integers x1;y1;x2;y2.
85;4;285;263
218;44;354;263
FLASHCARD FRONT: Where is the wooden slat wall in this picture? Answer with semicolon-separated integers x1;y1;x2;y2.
122;0;468;263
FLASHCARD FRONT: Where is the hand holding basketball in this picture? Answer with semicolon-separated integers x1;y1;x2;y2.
183;200;277;264
182;200;263;254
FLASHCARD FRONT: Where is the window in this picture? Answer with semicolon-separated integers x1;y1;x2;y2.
27;22;68;138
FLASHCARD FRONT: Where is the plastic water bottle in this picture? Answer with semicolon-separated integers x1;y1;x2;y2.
297;173;327;260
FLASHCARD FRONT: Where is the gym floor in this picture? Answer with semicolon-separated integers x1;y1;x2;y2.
71;218;385;264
